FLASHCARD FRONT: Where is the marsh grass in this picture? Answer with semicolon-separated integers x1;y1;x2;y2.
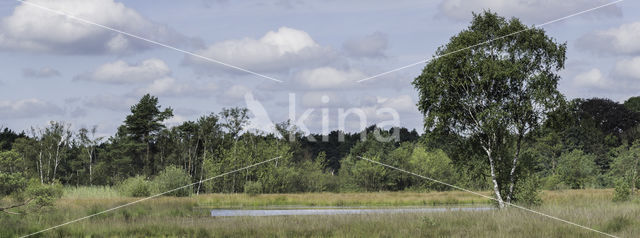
62;186;121;199
2;189;639;237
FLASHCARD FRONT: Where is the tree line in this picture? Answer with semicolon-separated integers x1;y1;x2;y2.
2;11;640;213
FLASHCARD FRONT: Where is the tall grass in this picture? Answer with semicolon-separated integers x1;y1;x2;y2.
2;188;639;237
62;186;120;199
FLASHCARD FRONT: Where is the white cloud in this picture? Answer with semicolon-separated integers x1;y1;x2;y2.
163;114;189;127
22;67;61;78
301;92;345;108
578;22;640;56
0;0;183;54
135;77;218;97
224;84;252;100
293;67;364;89
379;95;416;113
343;32;388;58
83;94;138;112
572;68;609;89
437;0;621;23
184;27;336;74
0;99;64;119
75;58;171;84
614;57;640;80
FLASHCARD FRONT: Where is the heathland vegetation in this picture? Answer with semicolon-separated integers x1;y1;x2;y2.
1;11;640;237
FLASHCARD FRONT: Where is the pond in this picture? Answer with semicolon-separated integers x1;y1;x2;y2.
211;206;494;217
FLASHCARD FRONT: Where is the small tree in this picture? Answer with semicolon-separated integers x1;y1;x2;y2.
610;140;640;194
413;11;566;207
613;179;631;202
117;176;151;197
153;166;192;197
0;151;62;214
557;150;597;189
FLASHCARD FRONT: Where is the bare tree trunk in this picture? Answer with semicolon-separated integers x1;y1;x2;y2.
38;150;43;184
633;153;639;195
86;147;93;185
197;147;206;195
484;147;505;208
146;142;150;174
52;140;62;183
506;133;524;203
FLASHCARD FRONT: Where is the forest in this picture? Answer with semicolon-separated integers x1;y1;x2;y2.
1;93;640;207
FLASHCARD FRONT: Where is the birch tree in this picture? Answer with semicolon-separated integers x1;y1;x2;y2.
413;11;565;208
78;126;103;185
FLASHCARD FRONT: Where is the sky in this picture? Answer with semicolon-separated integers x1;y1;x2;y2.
1;0;639;137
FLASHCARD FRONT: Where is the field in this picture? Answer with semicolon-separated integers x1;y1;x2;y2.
1;188;639;237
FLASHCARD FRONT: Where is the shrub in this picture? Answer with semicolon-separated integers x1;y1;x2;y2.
557;150;597;189
540;174;572;190
153;166;192;197
613;179;631;202
117;176;151;197
244;181;262;196
513;175;542;207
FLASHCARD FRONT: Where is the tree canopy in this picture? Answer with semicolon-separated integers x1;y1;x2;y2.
413;11;566;207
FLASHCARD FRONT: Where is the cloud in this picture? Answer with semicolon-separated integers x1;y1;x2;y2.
378;95;416;113
83;94;138;112
183;27;336;74
437;0;622;23
572;68;610;89
578;22;640;56
342;32;388;58
301;92;345;108
0;99;64;119
293;67;365;89
163;114;189;127
135;77;218;98
614;57;640;80
0;0;184;54
223;84;252;100
75;58;171;84
22;67;61;78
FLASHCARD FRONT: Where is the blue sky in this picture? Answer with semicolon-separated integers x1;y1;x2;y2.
1;0;639;137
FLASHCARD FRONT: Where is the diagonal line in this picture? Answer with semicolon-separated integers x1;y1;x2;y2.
357;0;625;83
357;156;617;238
20;156;281;238
15;0;284;83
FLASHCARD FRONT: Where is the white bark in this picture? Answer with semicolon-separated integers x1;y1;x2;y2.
483;146;505;208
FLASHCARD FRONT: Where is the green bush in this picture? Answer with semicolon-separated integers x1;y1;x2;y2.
541;174;568;190
557;150;597;189
153;166;192;197
117;176;151;197
244;181;262;196
513;175;542;207
613;179;631;202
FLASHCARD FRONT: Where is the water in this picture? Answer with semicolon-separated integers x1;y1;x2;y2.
211;207;493;217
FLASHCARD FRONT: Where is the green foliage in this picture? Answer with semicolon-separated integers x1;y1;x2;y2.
513;175;542;207
613;179;631;202
557;150;597;189
624;96;640;113
23;180;63;210
117;94;173;175
244;181;262;196
153;166;192;197
117;176;151;197
609;140;640;192
412;10;566;207
408;146;457;191
540;174;567;190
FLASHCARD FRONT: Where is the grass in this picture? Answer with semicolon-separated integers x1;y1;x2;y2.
1;188;639;237
62;186;122;199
